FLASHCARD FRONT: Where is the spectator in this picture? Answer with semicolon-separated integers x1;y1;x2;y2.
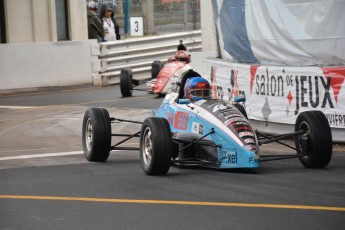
99;3;121;41
87;1;104;42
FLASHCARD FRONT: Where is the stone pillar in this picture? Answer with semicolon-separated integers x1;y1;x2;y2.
142;0;155;35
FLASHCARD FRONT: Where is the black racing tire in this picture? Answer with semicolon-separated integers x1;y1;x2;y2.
294;111;332;168
151;61;164;79
120;68;133;97
140;117;172;175
82;108;111;162
234;104;248;119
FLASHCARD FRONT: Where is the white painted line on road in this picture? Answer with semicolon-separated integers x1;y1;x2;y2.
0;149;138;161
0;105;37;109
0;151;84;161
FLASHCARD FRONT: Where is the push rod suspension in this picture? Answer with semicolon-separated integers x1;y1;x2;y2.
177;129;216;153
112;133;140;137
257;130;304;148
111;117;143;124
259;155;298;162
112;131;141;147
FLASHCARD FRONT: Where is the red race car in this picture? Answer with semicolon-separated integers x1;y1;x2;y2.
120;41;192;97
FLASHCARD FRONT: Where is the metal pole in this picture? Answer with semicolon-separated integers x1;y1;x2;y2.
124;0;130;37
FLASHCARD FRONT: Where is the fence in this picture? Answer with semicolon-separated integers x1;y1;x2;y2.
86;0;201;36
98;30;202;85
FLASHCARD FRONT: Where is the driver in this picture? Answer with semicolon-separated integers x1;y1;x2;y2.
184;77;211;102
175;50;190;63
168;50;191;63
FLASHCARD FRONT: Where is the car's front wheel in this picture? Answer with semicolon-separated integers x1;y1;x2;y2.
140;117;172;175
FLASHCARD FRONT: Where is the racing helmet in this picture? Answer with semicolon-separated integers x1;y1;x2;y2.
184;77;211;102
175;50;190;63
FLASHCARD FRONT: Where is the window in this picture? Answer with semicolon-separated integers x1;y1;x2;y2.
55;0;69;40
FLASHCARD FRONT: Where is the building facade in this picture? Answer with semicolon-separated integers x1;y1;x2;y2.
0;0;100;90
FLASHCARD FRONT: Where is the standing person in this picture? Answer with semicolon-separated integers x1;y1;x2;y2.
87;1;104;42
99;3;121;41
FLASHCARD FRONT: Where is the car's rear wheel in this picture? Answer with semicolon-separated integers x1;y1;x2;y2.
151;61;164;79
295;111;332;168
82;108;111;162
120;68;133;97
140;117;172;175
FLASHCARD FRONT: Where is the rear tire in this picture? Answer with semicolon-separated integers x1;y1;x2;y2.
295;111;332;168
82;108;111;162
120;68;133;97
140;117;172;175
151;61;164;79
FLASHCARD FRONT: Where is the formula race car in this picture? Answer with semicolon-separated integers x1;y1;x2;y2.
120;41;192;97
82;69;333;175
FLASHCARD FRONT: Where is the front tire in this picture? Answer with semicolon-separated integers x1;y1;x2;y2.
82;108;111;162
140;117;172;175
295;111;332;168
120;68;133;97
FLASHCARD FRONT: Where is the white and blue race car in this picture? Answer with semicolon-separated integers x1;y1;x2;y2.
82;69;333;175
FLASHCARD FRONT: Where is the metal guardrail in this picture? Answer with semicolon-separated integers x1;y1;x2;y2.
99;30;202;85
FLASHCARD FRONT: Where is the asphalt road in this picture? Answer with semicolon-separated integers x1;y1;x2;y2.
0;85;344;230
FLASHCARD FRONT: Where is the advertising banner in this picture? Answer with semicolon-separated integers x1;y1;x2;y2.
203;59;345;131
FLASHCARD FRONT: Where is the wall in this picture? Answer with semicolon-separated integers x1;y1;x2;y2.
5;0;87;43
0;40;99;90
0;0;94;90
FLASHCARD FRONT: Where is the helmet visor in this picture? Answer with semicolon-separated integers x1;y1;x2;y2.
190;89;210;98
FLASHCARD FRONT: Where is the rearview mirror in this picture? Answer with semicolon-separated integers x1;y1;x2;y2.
178;99;191;104
233;96;246;103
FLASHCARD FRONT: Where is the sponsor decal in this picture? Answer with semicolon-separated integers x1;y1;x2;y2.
231;121;251;126
192;122;199;133
246;145;257;152
234;125;252;132
212;103;227;113
174;111;189;130
224;117;243;126
192;122;205;135
199;124;204;134
244;138;255;144
239;131;254;137
222;148;237;164
249;157;256;164
224;113;242;119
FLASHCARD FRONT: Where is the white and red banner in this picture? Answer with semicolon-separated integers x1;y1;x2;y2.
203;59;345;131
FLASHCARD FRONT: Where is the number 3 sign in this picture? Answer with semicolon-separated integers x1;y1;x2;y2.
130;17;143;36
